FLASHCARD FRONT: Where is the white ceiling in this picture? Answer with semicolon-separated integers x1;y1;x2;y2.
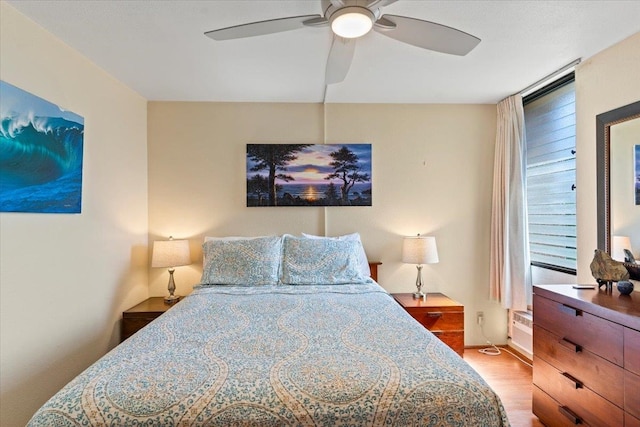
7;0;640;104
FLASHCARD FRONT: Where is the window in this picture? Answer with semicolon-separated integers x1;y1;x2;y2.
523;73;576;274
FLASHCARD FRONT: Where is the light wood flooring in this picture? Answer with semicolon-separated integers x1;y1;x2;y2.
464;348;545;427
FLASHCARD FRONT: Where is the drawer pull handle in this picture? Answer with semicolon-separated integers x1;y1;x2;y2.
561;372;583;389
431;331;442;336
559;304;582;317
427;312;443;318
558;406;582;424
559;337;582;353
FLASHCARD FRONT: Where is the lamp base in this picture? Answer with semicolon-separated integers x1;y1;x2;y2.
413;265;425;299
164;295;181;304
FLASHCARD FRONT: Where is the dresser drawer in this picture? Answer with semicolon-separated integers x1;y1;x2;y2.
626;412;640;427
626;370;640;419
533;356;624;427
406;309;463;331
533;385;593;427
625;327;640;376
533;324;623;403
534;294;624;365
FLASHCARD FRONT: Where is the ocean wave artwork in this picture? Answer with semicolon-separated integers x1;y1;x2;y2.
1;80;84;213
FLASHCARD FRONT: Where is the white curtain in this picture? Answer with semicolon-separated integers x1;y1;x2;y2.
489;94;531;311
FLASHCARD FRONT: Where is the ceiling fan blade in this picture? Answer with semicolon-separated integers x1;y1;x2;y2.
205;15;321;40
302;16;329;27
367;0;399;8
325;36;356;85
374;14;480;56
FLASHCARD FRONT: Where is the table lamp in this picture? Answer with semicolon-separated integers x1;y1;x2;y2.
612;235;632;262
402;234;439;298
151;236;191;303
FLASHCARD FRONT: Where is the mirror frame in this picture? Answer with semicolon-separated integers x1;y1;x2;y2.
596;100;640;253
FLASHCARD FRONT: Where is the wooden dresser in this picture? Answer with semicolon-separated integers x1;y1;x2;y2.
533;285;640;427
392;293;464;357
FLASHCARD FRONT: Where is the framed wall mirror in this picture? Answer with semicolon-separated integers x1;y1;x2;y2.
596;100;640;254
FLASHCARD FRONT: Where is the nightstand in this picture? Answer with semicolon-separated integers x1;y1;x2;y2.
393;293;464;357
121;297;177;343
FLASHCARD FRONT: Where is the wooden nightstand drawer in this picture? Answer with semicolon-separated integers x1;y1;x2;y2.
407;310;463;331
121;297;177;342
392;293;464;357
431;331;464;355
121;317;159;341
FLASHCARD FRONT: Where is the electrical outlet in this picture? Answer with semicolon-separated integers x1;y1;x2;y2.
477;312;484;325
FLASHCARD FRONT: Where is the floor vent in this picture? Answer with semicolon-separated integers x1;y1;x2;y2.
509;310;533;360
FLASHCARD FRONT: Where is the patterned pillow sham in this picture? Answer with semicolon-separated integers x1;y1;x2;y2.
201;236;282;286
203;235;269;242
281;235;368;285
301;232;371;277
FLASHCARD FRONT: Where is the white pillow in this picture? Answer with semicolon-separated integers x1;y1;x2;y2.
301;232;371;278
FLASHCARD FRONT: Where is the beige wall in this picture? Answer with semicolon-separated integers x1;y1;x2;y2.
0;3;149;425
575;31;640;283
148;101;508;346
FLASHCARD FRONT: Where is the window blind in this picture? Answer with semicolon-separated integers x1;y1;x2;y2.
524;78;576;273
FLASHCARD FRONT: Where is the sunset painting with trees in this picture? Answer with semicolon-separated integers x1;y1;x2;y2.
246;144;372;207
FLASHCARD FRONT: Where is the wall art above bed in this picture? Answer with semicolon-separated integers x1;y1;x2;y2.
246;143;372;207
0;80;84;213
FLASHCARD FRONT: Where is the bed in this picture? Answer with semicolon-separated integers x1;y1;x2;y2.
29;234;509;426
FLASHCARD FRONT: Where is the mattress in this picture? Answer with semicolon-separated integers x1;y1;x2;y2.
29;282;510;426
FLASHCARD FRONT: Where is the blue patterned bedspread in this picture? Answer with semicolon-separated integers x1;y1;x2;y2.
29;282;510;426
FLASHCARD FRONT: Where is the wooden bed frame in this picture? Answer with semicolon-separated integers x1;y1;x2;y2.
369;261;381;282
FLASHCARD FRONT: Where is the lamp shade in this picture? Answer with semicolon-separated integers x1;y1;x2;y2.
612;235;632;262
151;238;191;268
402;235;439;265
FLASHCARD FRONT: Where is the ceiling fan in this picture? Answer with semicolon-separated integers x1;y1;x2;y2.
205;0;480;85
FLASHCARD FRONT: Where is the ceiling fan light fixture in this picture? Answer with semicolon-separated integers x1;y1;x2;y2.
330;7;374;39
